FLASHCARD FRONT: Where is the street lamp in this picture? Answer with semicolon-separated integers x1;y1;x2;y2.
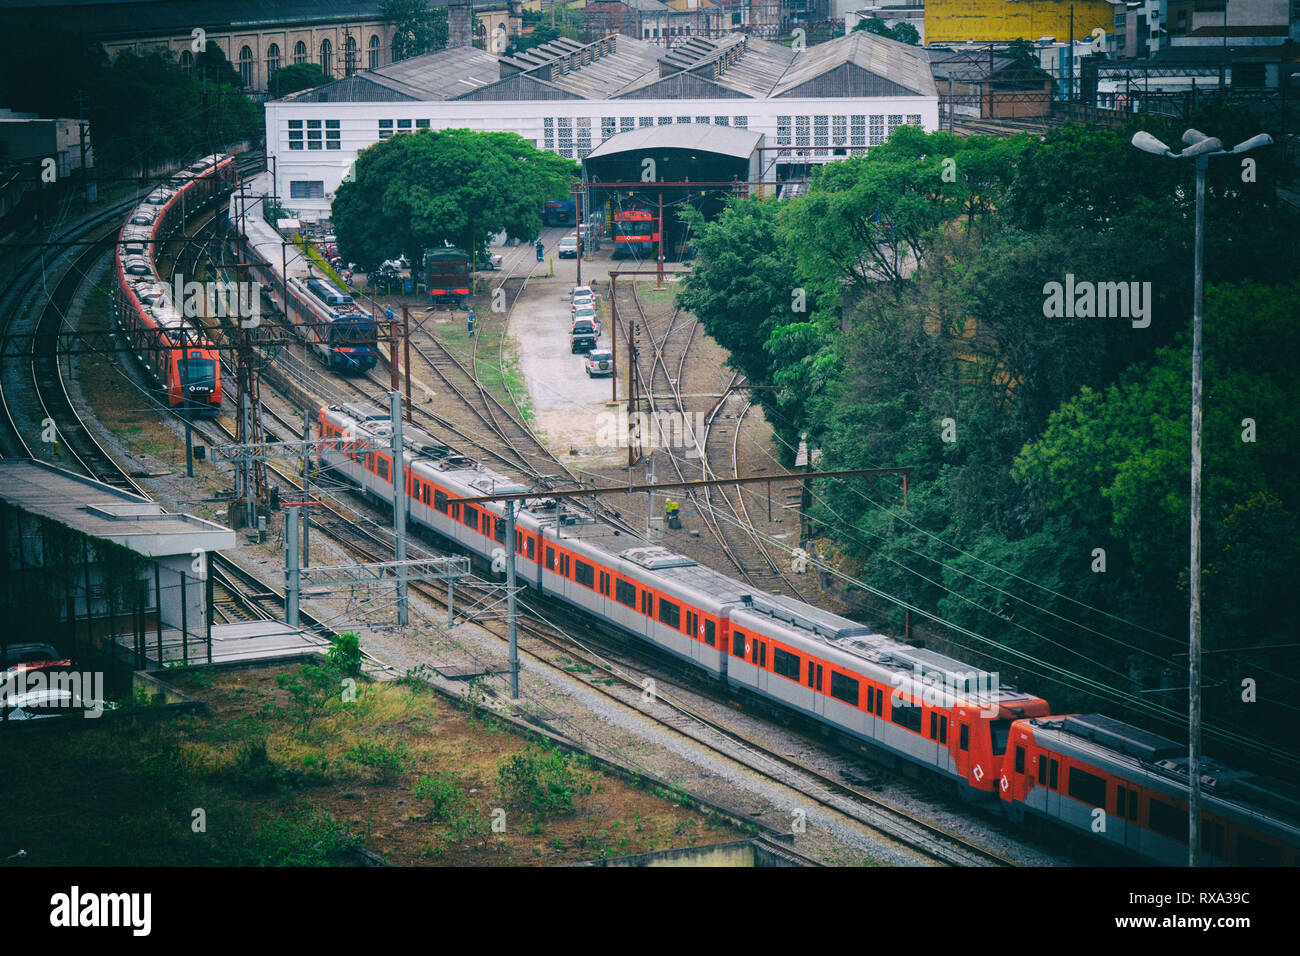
1130;126;1272;867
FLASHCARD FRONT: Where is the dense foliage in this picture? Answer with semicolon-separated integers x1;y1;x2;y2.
677;119;1299;774
383;0;449;62
332;128;577;269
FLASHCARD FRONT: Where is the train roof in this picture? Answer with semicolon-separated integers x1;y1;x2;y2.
424;247;470;261
1026;713;1300;826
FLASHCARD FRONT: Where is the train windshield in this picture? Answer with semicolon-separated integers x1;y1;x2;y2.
179;358;217;389
618;219;654;237
330;321;375;345
990;719;1013;756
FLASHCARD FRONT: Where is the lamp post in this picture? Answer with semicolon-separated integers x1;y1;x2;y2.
1130;127;1272;866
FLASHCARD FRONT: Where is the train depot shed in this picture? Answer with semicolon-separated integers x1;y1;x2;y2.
0;460;323;679
582;124;763;256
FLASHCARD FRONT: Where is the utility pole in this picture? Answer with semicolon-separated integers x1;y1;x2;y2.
575;180;583;287
402;305;412;424
657;192;664;288
1188;152;1207;866
505;499;519;698
301;411;312;568
391;391;408;626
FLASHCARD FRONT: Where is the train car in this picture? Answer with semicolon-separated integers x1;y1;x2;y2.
1000;713;1300;865
424;248;471;307
544;198;576;227
611;209;658;259
237;222;379;373
110;153;235;413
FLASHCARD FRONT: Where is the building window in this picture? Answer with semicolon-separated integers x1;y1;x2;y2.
288;119;304;150
638;116;654;128
543;117;554;150
306;118;322;149
850;114;866;146
887;114;903;136
907;114;922;127
714;115;729;126
289;180;325;199
657;116;672;125
416;119;430;129
813;114;828;147
369;34;380;70
869;114;884;145
397;118;412;133
795;115;810;147
320;38;333;78
695;116;709;124
266;43;281;81
238;46;254;88
557;116;573;156
676;115;691;124
378;119;394;139
620;116;635;133
776;115;791;146
326;119;340;149
294;41;307;65
344;35;358;76
734;116;747;128
831;114;847;146
577;116;592;157
180;50;193;72
601;116;616;140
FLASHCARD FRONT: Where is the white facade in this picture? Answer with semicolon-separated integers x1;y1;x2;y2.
265;96;938;220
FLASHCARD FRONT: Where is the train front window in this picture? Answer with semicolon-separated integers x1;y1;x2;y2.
990;719;1013;756
331;322;374;345
179;358;216;389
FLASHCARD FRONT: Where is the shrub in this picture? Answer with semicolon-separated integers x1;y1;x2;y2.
344;740;408;784
495;744;592;818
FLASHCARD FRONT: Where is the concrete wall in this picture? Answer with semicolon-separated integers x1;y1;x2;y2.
925;0;1113;45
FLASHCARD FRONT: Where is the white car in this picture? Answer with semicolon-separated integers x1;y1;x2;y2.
572;304;598;328
558;235;579;258
570;285;593;299
585;349;614;377
571;294;595;311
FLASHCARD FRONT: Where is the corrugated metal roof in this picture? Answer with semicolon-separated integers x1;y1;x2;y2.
454;73;585;101
614;71;748;99
288;45;501;102
772;30;936;98
584;123;760;160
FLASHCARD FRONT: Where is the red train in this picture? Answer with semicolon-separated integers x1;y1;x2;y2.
111;154;236;413
317;400;1300;867
611;209;658;259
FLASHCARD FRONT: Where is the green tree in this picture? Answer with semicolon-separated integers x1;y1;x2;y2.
269;62;327;97
332;128;576;269
384;0;449;61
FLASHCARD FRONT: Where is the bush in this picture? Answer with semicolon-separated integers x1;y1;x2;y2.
412;772;482;846
329;632;363;677
496;744;592;818
344;740;408;784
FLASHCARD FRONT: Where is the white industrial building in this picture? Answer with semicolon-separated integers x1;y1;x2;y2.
263;30;938;221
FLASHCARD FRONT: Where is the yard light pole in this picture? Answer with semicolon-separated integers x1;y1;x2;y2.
1130;127;1272;867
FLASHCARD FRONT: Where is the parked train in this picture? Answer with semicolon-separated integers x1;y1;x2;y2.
315;401;1300;866
424;247;471;307
611;209;658;259
236;217;378;373
111;153;236;412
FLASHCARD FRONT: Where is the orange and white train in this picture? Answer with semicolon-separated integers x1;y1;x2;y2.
318;401;1300;867
111;153;236;413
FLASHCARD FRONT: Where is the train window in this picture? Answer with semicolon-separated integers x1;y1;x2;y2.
873;686;883;716
892;699;921;732
575;560;595;588
462;506;478;531
422;484;430;506
990;719;1013;756
758;642;766;668
929;712;938;739
615;579;636;608
812;664;823;692
773;648;800;681
939;715;948;743
1014;747;1025;774
866;685;875;712
1148;798;1186;843
378;457;390;482
830;672;859;706
641;591;652;616
560;554;570;577
959;724;969;752
1067;768;1106;808
450;502;460;520
1038;758;1047;786
1048;759;1059;790
599;572;611;596
703;619;715;646
494;519;506;544
546;547;556;571
685;610;697;637
657;597;680;629
732;632;745;657
526;537;535;560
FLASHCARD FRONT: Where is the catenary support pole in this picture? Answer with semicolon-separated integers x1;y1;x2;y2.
391;391;408;626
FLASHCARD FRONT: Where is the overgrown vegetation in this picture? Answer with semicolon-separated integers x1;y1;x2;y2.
678;116;1300;777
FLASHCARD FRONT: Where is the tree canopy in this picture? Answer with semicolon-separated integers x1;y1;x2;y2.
270;63;328;97
383;0;449;62
332;128;577;269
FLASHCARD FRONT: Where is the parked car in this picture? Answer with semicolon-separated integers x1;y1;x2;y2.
558;234;579;259
585;349;614;377
486;253;504;271
570;285;593;299
570;318;599;353
572;304;599;328
0;643;60;668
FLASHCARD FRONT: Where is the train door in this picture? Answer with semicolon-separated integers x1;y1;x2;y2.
1115;784;1141;856
807;660;824;718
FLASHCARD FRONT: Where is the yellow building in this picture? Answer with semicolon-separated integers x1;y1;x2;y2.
925;0;1114;45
